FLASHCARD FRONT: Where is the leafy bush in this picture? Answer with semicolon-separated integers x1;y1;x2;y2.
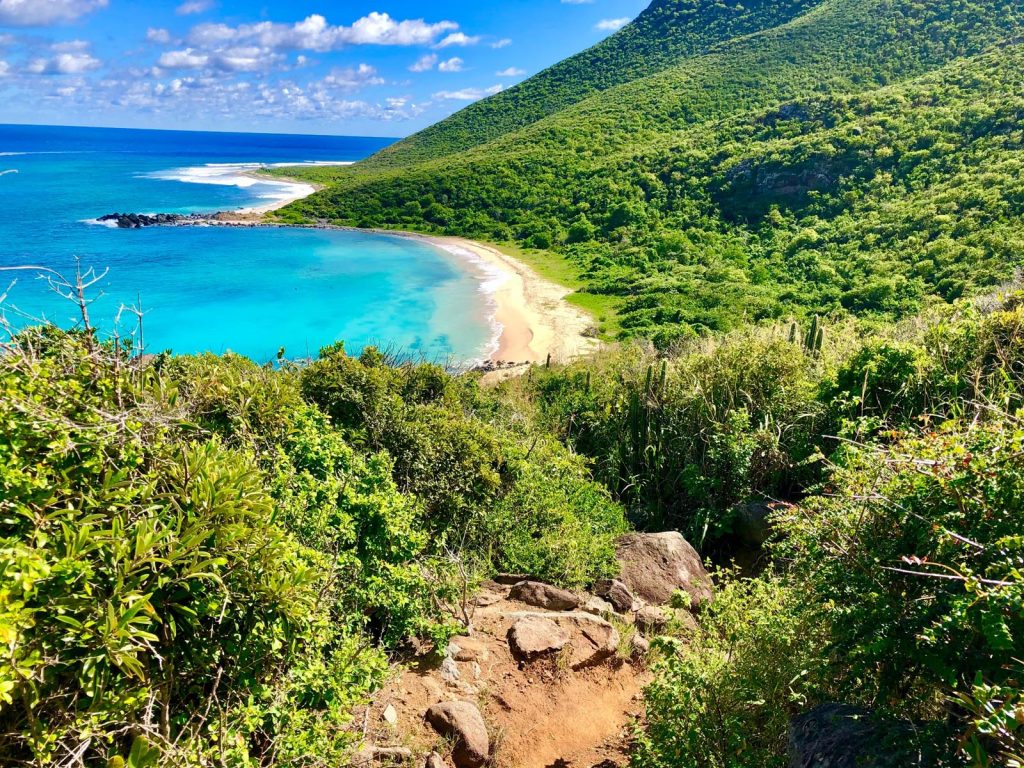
778;418;1024;759
633;575;827;768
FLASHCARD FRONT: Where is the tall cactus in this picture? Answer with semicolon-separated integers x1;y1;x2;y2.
801;315;824;357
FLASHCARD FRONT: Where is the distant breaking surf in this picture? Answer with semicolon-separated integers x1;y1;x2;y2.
0;169;18;177
142;160;352;206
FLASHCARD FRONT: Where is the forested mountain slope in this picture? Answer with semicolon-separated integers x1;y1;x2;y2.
368;0;824;167
276;0;1024;343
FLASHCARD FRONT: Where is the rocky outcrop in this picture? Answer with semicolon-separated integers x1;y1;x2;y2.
509;580;582;611
789;704;919;768
425;701;489;768
507;616;570;661
98;212;201;228
615;532;712;609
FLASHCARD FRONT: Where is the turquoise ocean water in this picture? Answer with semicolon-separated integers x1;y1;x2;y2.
0;124;497;363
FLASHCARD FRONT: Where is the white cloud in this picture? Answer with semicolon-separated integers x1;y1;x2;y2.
0;0;107;26
158;45;283;73
0;60;8;76
147;28;171;44
409;53;436;72
321;63;384;90
496;66;525;77
435;31;480;48
158;48;208;69
26;51;100;74
438;56;463;73
491;38;511;49
596;17;630;31
188;13;459;53
176;0;213;16
433;84;503;101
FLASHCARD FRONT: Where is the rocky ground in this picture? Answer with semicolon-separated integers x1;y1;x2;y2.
351;532;711;768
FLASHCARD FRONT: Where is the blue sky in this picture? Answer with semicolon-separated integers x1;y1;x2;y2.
0;0;648;136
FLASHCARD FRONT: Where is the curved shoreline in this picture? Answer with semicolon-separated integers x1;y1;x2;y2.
240;172;603;366
384;233;601;367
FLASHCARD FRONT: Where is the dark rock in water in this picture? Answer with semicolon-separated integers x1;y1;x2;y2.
97;212;208;228
789;704;933;767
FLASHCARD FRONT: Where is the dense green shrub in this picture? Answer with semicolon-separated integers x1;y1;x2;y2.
0;333;391;766
778;419;1024;759
633;575;827;768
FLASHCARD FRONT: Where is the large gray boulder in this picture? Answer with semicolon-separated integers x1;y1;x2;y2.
615;532;712;608
425;701;489;768
507;616;570;661
509;580;582;611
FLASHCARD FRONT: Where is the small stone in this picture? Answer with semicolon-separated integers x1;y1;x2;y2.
507;616;570;661
636;606;671;634
595;579;636;613
630;633;650;659
382;704;398;726
441;657;460;683
426;753;452;768
448;636;490;663
425;701;489;768
509;580;582;611
582;596;615;616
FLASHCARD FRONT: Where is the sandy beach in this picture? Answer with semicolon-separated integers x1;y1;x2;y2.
423;236;600;365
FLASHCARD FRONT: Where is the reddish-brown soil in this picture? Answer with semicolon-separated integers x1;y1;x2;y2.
358;581;650;768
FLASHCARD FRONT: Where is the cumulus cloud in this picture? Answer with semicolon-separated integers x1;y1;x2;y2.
26;51;101;74
188;13;459;53
596;17;630;31
433;83;503;101
159;45;282;73
491;38;511;49
0;0;107;26
147;28;171;44
496;66;525;77
438;56;463;73
321;63;384;90
0;60;8;76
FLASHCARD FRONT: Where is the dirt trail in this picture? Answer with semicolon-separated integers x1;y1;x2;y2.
359;580;650;768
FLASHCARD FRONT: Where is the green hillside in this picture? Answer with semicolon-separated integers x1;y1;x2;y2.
368;0;824;167
275;0;1024;343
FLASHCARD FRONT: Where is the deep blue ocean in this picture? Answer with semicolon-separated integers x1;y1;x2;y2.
0;124;496;362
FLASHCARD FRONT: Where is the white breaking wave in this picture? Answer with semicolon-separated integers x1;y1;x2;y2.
427;239;511;363
143;160;353;204
0;169;18;177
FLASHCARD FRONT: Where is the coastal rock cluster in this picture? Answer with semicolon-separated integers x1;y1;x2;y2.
98;212;202;228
